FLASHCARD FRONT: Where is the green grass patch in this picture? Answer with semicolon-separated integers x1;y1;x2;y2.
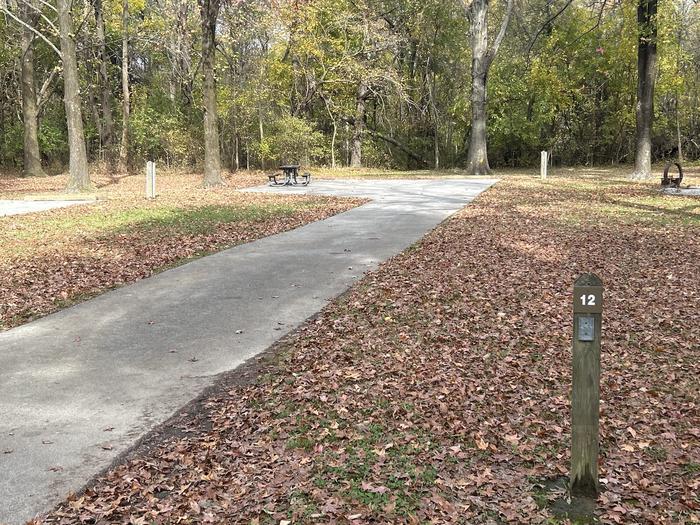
596;196;700;227
3;201;322;245
515;175;700;228
682;462;700;475
310;428;439;518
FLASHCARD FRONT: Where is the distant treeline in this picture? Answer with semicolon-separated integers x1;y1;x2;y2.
0;0;698;179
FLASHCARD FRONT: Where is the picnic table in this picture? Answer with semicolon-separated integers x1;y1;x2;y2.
280;164;299;184
268;164;311;186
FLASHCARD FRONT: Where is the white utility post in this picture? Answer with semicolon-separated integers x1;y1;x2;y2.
540;150;548;179
146;161;156;199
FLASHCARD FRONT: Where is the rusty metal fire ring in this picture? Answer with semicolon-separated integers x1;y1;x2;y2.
662;162;683;188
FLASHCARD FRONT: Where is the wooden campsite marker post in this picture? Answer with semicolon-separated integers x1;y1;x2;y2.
146;161;156;199
571;273;603;498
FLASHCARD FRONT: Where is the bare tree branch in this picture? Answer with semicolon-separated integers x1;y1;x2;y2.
1;3;62;57
486;0;514;67
565;0;609;50
526;0;575;59
30;0;57;13
37;64;60;114
366;127;428;166
21;0;59;34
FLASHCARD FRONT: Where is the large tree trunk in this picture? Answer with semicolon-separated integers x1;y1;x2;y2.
94;0;114;158
466;0;491;175
676;97;683;162
19;2;47;177
199;0;224;187
631;0;658;180
465;0;512;175
117;0;129;174
467;70;489;174
350;82;368;168
57;0;90;192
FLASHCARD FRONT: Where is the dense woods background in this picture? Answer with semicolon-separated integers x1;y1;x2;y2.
0;0;698;181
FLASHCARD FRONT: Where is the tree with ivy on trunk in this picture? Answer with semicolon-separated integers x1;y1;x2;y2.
465;0;513;175
631;0;658;180
199;0;225;187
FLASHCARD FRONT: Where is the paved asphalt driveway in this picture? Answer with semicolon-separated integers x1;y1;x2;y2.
0;178;496;524
0;200;92;217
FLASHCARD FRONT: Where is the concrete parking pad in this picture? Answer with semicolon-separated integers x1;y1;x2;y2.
0;178;496;524
0;200;92;217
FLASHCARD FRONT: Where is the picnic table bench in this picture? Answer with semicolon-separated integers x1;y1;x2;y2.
268;164;311;186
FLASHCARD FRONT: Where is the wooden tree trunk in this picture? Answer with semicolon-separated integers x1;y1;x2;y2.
85;77;103;151
94;0;114;158
676;98;683;162
258;107;264;169
331;120;337;168
466;0;491;175
350;82;368;168
465;0;512;176
118;0;130;174
632;0;658;180
169;0;193;105
234;133;239;171
57;0;90;192
321;93;337;168
467;69;489;174
19;3;46;178
200;0;224;187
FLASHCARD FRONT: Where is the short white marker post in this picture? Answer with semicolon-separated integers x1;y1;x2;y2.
541;150;548;179
146;161;156;199
571;273;603;498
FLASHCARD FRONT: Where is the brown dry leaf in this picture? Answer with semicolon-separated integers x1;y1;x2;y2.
475;436;489;450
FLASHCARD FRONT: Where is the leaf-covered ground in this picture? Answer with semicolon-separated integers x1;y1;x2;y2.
33;171;700;524
0;171;361;330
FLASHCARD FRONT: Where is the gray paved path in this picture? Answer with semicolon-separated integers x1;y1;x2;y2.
0;200;92;217
0;179;496;524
